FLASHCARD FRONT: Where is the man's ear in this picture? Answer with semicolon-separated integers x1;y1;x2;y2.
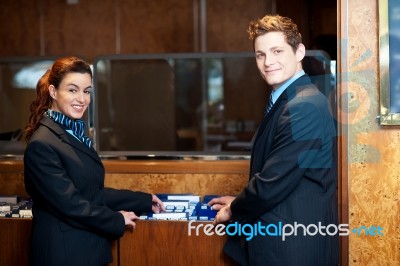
296;43;306;62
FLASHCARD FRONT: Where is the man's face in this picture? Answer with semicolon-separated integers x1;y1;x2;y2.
254;31;305;90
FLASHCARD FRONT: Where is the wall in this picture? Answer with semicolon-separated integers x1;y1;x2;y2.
0;0;275;142
340;0;400;265
0;0;273;61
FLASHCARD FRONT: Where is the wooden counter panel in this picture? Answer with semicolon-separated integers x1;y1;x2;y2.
0;219;237;266
1;160;250;197
0;172;28;198
0;218;32;266
0;160;24;173
102;160;250;174
120;220;237;266
105;173;247;197
0;160;250;174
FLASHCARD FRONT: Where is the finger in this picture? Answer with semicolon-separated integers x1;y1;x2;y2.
151;202;164;213
213;213;218;225
152;195;163;205
211;204;223;211
213;213;221;225
208;198;220;206
125;221;136;231
152;205;161;214
152;195;166;211
213;218;217;225
131;213;139;220
157;200;166;211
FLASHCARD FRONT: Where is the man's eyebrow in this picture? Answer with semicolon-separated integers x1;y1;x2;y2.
255;46;285;53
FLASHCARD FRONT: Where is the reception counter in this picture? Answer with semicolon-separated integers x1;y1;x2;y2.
0;218;237;266
0;159;249;265
0;159;250;198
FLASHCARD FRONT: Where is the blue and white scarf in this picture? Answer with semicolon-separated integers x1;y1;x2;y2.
45;109;92;148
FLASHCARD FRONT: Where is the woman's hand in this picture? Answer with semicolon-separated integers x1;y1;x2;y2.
151;194;166;213
119;211;139;229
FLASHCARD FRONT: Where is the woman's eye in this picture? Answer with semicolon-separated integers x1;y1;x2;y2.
84;90;91;94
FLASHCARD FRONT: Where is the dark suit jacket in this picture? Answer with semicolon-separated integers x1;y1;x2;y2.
24;116;152;266
226;74;339;266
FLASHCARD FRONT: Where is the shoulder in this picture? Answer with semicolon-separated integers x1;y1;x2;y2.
29;116;66;143
280;76;332;133
285;74;329;114
25;119;64;158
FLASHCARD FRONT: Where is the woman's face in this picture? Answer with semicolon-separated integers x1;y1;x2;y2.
49;72;92;120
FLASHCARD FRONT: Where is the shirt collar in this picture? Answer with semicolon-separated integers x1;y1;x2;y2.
270;70;305;103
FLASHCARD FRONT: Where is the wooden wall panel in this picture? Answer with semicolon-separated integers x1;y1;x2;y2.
42;0;116;61
340;0;400;265
206;0;273;52
0;0;41;56
119;0;194;54
0;0;337;61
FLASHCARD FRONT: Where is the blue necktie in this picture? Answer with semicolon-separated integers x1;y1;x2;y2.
265;94;274;115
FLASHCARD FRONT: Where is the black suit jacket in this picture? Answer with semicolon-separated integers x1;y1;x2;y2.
24;116;152;266
226;74;339;266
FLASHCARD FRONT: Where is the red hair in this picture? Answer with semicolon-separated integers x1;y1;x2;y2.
25;56;92;142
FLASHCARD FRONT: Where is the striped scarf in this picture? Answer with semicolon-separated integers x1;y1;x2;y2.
45;109;92;148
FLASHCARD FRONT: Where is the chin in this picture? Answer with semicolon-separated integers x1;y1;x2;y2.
69;113;84;120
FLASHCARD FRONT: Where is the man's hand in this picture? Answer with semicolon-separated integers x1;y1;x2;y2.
208;196;236;211
213;204;232;225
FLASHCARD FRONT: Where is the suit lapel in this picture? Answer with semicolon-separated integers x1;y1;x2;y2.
40;116;102;165
250;74;311;176
255;74;310;138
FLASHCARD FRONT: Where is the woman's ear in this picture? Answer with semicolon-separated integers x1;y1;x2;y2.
48;85;56;100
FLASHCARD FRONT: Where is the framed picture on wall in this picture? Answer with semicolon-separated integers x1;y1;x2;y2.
379;0;400;125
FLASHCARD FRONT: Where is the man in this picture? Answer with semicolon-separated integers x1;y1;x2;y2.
209;15;339;266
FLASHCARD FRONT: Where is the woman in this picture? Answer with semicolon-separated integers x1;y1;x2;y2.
24;56;165;266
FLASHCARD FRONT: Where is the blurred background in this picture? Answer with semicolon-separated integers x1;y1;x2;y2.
0;0;337;155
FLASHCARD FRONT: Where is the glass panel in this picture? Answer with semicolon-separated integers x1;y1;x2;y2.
92;52;334;156
92;53;265;156
0;52;333;157
0;57;55;156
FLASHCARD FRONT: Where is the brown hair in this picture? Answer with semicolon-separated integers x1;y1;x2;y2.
25;56;92;142
247;14;302;52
